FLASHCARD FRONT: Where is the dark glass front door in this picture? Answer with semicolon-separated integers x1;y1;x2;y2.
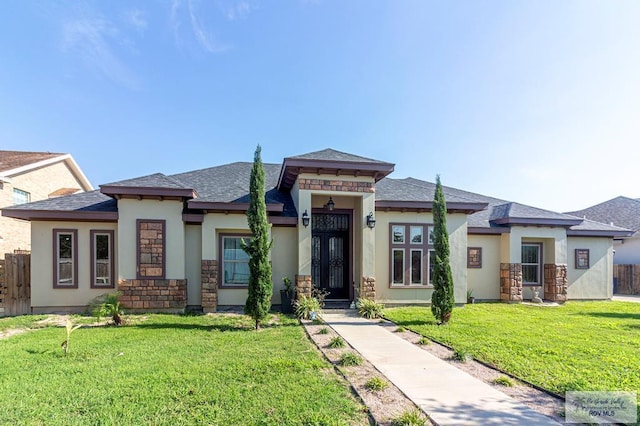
311;213;350;299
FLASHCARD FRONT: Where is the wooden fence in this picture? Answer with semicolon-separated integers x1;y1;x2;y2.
613;264;640;295
0;253;31;316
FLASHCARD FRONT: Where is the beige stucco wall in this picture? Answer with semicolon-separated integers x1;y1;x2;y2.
612;236;640;265
117;199;185;280
467;234;501;300
1;161;89;256
567;236;613;299
374;211;468;304
185;225;202;306
30;220;117;310
505;227;568;264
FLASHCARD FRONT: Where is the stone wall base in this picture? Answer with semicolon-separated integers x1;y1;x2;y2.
360;276;376;300
544;264;567;303
201;260;218;313
295;275;312;299
119;278;187;312
500;263;523;303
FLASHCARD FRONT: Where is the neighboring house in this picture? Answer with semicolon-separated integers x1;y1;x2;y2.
0;151;92;257
566;196;640;265
2;149;631;313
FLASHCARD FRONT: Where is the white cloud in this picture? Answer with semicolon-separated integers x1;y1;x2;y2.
171;0;230;53
123;9;148;33
62;17;139;90
225;1;256;21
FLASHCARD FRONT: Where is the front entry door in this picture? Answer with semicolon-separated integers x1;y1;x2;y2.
311;213;350;300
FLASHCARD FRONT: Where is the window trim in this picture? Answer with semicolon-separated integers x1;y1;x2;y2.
53;229;78;289
91;230;115;289
521;243;542;285
13;188;30;205
136;219;166;280
389;223;433;288
219;233;252;288
575;248;590;269
467;247;482;268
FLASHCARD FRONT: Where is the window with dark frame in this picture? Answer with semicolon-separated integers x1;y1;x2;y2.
53;229;78;288
521;243;542;285
91;230;114;288
575;249;590;269
390;223;432;286
467;247;482;268
220;235;252;287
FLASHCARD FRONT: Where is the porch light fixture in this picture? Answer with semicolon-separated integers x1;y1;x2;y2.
301;210;310;228
326;197;335;211
366;212;376;229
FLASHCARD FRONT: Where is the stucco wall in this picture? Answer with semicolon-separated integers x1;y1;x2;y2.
507;227;568;264
374;211;468;304
117;199;185;280
567;236;613;299
612;236;640;264
185;224;202;306
467;234;501;300
1;161;89;256
30;220;117;310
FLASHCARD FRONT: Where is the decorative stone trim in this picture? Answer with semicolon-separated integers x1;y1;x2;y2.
137;220;165;279
500;263;523;303
360;276;376;300
118;278;186;311
298;178;374;193
295;275;312;299
201;260;218;313
544;264;567;303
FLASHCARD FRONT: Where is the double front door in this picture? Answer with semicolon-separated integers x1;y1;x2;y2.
311;213;350;300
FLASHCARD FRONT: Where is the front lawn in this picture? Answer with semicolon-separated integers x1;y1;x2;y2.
0;313;367;425
385;302;640;397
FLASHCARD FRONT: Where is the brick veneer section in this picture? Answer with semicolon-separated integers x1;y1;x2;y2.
500;263;523;302
544;264;567;303
137;220;165;278
119;279;186;311
295;275;312;299
360;276;376;300
201;260;218;313
298;178;374;193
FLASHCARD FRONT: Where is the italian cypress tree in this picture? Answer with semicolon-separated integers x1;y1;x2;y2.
243;145;273;329
430;175;455;324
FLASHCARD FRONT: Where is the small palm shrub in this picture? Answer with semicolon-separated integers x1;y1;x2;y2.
91;292;124;326
338;352;362;366
327;336;345;348
395;326;407;333
364;376;389;392
317;327;330;335
417;336;430;345
391;409;427;426
452;348;471;362
61;318;82;355
294;295;322;320
493;375;514;387
357;298;384;319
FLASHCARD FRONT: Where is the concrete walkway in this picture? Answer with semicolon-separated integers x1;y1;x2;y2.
322;311;560;426
613;294;640;303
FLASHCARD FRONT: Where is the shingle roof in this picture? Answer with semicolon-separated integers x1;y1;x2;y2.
288;148;386;164
0;150;65;174
565;196;640;232
3;190;116;212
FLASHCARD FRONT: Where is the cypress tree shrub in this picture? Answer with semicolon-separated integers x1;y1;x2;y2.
430;175;455;324
242;145;273;329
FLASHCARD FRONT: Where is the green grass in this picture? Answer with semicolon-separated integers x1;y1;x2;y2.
385;302;640;401
0;313;368;425
0;314;50;331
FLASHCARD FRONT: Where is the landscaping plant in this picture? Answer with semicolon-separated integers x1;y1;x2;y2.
242;145;273;329
327;336;345;348
430;175;455;324
338;352;363;366
92;292;124;326
364;376;389;392
294;295;322;320
391;409;427;426
357;298;384;319
61;318;82;355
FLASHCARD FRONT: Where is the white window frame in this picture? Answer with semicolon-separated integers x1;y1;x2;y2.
53;229;77;288
522;243;542;285
390;223;432;287
91;230;114;288
220;234;252;287
13;188;30;205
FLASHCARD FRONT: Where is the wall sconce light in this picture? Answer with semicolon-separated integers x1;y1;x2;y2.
326;196;335;211
301;210;310;228
366;212;376;229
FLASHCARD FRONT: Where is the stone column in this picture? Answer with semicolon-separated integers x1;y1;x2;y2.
544;264;567;303
500;263;523;303
201;260;218;313
295;275;312;299
360;276;376;300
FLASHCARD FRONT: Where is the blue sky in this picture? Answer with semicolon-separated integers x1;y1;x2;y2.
2;1;639;212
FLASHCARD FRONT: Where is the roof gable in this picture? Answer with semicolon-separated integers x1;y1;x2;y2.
0;150;64;174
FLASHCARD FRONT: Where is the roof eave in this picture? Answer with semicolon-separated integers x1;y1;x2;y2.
100;185;196;200
187;200;284;213
375;200;488;214
491;218;583;227
468;226;509;235
567;230;634;237
2;209;118;222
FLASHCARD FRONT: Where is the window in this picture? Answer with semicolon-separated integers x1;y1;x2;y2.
467;247;482;268
13;188;30;205
91;230;114;288
220;235;251;287
575;249;590;269
53;229;78;288
521;243;542;285
390;224;432;286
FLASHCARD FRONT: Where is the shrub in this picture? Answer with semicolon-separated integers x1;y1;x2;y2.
90;292;124;326
327;336;345;348
61;318;82;355
338;352;362;366
364;376;389;392
317;327;330;335
294;295;322;320
391;409;427;426
493;375;514;387
452;348;471;362
357;298;384;319
395;326;407;333
417;336;430;346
